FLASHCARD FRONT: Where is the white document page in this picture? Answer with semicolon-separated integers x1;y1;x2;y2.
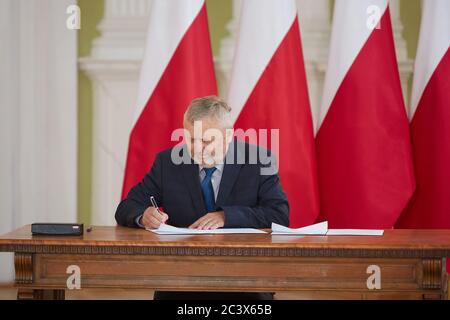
271;221;328;235
147;223;267;235
326;229;384;236
271;222;384;236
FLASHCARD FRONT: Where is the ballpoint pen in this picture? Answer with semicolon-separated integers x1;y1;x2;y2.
150;196;163;215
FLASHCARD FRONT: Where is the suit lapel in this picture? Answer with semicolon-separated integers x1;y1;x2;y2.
179;148;206;217
216;162;242;208
216;140;243;208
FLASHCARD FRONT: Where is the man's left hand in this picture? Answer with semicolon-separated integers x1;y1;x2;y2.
189;211;225;230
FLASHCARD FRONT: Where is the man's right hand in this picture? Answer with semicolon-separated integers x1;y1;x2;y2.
140;207;169;229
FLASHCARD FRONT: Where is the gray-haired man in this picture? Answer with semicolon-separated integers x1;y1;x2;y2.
116;96;289;300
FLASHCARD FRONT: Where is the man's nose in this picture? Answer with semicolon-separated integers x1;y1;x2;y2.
192;140;206;152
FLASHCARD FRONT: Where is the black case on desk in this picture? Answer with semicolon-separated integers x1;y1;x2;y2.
31;223;84;236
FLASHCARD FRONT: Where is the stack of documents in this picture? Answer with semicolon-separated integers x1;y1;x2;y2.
147;223;267;235
271;221;328;235
146;221;383;236
271;221;384;236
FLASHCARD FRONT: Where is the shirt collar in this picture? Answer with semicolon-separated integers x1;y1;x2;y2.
199;163;224;173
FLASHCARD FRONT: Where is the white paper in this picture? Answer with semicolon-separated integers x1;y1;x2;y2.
326;229;384;236
271;221;328;235
147;223;267;235
271;222;384;236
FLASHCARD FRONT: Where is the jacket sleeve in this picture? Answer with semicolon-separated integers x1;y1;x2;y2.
221;166;290;229
115;153;163;227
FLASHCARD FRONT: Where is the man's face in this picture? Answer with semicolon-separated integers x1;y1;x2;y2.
184;118;233;168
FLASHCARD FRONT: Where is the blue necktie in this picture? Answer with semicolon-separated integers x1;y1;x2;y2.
201;167;217;212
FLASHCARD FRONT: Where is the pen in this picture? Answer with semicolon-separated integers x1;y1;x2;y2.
150;196;162;215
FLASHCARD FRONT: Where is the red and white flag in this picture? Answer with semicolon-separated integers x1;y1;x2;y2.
122;0;217;198
228;0;319;227
396;0;450;230
315;0;415;228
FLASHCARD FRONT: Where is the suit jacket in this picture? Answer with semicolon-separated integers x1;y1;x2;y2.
115;139;289;229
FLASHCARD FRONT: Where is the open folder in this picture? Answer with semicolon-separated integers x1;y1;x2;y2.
147;223;267;235
271;221;384;236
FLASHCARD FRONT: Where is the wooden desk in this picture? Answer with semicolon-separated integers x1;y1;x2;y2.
0;225;449;300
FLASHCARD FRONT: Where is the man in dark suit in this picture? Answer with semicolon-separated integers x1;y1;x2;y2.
115;96;289;300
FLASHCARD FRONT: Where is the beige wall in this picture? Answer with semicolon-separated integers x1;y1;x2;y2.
78;0;104;224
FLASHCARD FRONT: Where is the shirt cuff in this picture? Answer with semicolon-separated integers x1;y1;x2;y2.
135;214;145;228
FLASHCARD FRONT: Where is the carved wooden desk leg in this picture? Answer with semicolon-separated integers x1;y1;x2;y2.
15;252;34;300
421;258;447;300
15;252;65;300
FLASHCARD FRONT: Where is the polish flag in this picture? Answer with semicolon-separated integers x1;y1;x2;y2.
315;0;415;228
121;0;217;198
228;0;319;227
396;0;450;266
